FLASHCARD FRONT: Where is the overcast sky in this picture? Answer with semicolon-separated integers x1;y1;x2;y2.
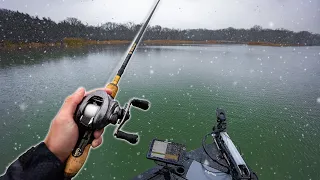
1;0;320;33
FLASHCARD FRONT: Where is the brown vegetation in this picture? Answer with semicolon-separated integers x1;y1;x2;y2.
1;39;301;50
63;38;131;47
143;40;221;45
247;41;297;47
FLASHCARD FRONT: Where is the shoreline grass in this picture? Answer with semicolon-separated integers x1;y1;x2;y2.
0;39;304;50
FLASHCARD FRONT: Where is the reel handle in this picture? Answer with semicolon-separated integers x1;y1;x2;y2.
131;99;150;110
115;130;139;144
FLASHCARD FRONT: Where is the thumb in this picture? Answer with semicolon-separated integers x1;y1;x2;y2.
60;87;85;116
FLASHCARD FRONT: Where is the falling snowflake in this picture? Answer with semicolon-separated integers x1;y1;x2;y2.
269;22;274;28
150;70;154;74
317;97;320;104
19;103;28;111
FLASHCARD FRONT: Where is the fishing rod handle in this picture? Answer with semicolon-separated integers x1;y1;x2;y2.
64;144;91;178
64;129;95;178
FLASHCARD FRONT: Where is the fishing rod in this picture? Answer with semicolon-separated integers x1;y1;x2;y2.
63;0;161;179
106;0;161;98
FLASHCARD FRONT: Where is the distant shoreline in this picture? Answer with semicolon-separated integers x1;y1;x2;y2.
2;8;319;49
0;39;304;50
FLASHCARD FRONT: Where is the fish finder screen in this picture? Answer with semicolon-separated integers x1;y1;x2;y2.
147;139;185;164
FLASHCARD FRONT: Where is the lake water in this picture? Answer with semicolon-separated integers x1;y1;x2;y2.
0;45;319;180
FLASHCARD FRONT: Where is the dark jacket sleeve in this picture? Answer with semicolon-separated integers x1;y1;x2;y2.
0;142;65;180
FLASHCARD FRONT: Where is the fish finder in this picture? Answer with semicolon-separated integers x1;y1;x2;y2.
147;139;186;165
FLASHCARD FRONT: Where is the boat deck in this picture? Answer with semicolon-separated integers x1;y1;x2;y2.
132;143;232;180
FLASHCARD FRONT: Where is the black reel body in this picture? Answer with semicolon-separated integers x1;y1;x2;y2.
74;90;120;129
72;90;150;157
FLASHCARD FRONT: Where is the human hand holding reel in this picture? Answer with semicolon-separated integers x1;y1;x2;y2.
64;87;150;178
74;89;150;145
63;0;161;178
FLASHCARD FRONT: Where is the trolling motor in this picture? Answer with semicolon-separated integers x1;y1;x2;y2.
213;108;227;133
213;109;258;180
63;0;161;178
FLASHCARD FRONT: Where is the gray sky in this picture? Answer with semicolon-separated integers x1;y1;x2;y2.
1;0;320;33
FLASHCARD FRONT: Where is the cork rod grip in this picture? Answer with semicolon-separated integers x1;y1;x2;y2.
64;144;91;178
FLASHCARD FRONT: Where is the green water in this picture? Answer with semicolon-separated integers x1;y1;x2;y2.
0;45;319;180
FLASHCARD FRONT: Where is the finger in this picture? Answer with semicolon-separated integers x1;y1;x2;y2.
106;88;112;95
92;136;103;148
85;88;112;96
94;129;104;139
60;87;85;116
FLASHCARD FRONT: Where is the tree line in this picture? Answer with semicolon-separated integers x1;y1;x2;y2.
1;8;320;46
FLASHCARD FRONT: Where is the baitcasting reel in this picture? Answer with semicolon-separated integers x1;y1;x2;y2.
72;90;149;157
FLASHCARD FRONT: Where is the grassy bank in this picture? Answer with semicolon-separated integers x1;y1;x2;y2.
0;38;301;50
247;41;296;47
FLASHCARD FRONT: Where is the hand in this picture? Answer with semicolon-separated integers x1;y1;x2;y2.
44;87;111;162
